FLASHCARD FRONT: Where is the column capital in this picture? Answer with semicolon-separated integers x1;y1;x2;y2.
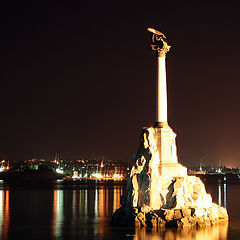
151;38;171;57
147;28;171;57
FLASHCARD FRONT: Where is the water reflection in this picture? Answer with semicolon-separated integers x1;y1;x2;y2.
0;190;9;240
0;180;232;240
51;186;123;239
218;183;222;206
52;190;64;239
224;183;227;209
217;181;227;208
49;183;232;240
134;222;229;240
95;188;98;217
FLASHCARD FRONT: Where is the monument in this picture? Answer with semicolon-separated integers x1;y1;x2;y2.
111;28;228;228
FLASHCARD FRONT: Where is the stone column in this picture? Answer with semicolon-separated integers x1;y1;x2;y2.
156;50;168;125
147;29;170;127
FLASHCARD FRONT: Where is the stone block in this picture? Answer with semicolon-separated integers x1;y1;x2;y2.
203;217;211;226
195;216;205;228
188;216;196;226
135;216;142;227
141;204;152;213
174;209;183;220
151;218;158;227
134;208;138;214
182;208;191;218
136;212;146;227
164;209;174;221
218;207;228;220
179;217;190;228
158;218;166;227
137;212;145;221
194;208;204;217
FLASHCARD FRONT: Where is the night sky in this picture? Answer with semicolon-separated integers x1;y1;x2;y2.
1;1;240;167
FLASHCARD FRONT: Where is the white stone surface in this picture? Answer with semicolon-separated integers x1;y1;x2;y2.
156;56;168;123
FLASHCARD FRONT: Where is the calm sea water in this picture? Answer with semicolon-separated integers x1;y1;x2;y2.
0;179;239;240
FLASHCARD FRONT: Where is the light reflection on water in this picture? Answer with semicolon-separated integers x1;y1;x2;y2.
0;181;238;239
0;190;9;240
52;189;64;239
51;186;123;239
134;222;228;240
217;180;227;208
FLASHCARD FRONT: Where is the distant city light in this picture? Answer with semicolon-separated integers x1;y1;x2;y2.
91;173;102;179
113;173;123;179
56;168;64;174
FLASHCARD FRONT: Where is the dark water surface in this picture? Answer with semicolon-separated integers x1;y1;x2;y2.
0;179;239;240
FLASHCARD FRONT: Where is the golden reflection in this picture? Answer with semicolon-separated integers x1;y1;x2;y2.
134;221;228;240
98;187;110;218
0;190;10;240
113;187;121;213
52;190;57;239
2;190;9;240
52;190;64;239
97;187;105;238
105;187;108;215
98;187;104;217
97;186;122;218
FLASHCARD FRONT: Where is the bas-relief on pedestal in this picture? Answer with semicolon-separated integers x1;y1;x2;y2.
111;28;228;228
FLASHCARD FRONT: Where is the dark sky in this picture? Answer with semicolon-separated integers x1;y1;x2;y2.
0;1;240;167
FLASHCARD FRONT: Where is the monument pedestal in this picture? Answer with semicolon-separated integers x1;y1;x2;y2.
145;126;187;177
111;126;228;227
110;28;228;228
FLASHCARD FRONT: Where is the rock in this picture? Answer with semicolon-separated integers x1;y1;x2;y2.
218;207;228;220
188;216;196;226
203;216;211;226
158;218;166;227
111;126;229;228
141;204;152;213
135;216;142;227
120;194;126;206
195;216;205;228
164;209;174;221
177;217;189;228
174;209;183;220
181;208;191;218
135;212;146;227
194;208;204;217
209;204;219;223
138;212;145;221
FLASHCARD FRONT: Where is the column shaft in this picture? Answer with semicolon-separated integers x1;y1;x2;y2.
156;56;167;123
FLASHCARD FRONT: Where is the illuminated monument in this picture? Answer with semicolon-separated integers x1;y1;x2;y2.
111;28;228;228
147;27;187;177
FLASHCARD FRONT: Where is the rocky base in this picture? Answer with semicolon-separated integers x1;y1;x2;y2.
111;126;229;228
111;203;228;228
